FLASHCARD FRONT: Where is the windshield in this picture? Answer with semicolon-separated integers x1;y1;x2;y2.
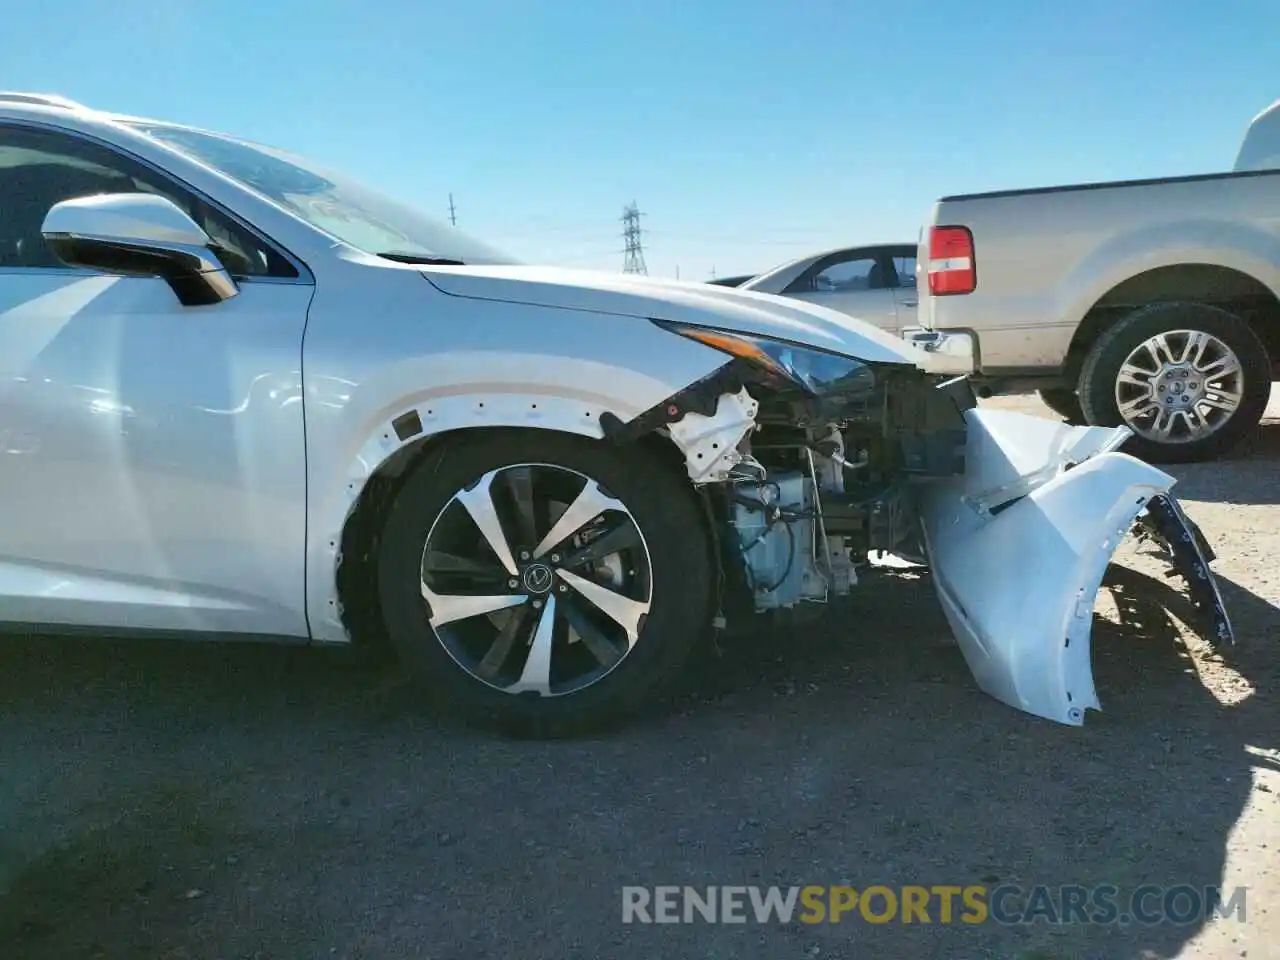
126;122;520;266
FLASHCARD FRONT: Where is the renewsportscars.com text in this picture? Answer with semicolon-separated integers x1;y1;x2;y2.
621;884;1248;926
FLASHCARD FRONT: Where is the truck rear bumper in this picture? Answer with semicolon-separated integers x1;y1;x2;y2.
901;327;976;374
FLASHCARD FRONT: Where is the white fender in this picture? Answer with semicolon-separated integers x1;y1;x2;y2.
919;408;1178;725
308;386;659;642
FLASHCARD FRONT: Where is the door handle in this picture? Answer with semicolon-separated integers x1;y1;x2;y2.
900;299;918;308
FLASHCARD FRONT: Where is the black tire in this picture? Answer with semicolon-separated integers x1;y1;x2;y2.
1037;387;1085;424
1077;301;1271;464
375;430;714;738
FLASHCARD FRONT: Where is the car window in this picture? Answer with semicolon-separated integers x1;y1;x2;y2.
805;256;884;293
130;122;519;267
894;254;917;289
0;125;297;278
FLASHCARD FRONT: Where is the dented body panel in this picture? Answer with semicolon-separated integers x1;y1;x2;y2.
919;408;1233;725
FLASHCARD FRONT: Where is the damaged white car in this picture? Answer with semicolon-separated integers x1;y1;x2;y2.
0;93;1233;736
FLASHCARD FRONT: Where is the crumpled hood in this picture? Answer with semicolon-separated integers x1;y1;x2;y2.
420;264;935;370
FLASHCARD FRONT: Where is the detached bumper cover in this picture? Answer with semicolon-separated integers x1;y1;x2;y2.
919;409;1234;726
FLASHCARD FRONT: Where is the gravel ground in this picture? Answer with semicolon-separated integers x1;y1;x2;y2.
2;393;1278;960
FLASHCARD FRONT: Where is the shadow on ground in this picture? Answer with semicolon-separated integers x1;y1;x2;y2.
0;563;1275;959
1164;421;1280;505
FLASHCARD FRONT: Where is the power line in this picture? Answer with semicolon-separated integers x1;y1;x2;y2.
448;193;457;226
621;202;648;275
643;230;820;247
555;254;625;267
485;223;830;248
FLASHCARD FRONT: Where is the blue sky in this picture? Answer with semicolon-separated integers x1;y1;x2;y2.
4;1;1278;279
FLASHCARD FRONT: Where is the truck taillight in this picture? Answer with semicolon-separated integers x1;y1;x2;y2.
928;226;976;296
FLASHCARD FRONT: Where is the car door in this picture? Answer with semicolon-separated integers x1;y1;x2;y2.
0;123;315;637
781;249;901;334
887;247;920;321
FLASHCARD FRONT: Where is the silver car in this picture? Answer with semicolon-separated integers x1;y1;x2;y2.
739;243;922;339
0;93;1234;736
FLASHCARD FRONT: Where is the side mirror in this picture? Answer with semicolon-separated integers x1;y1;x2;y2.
41;193;238;306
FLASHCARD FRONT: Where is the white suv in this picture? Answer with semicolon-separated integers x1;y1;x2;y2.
0;93;1231;735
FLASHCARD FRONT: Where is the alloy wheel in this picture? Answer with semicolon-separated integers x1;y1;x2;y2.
1113;328;1245;444
419;463;653;697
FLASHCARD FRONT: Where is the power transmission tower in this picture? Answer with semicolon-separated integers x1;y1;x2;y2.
621;202;648;275
448;193;457;226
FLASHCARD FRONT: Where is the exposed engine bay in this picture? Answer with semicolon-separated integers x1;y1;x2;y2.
604;344;978;616
605;336;1236;727
721;366;970;613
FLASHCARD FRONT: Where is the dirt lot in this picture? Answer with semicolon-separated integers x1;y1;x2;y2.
2;394;1278;960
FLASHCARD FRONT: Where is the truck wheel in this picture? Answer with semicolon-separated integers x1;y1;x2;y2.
1077;302;1270;463
1037;388;1084;424
375;430;714;738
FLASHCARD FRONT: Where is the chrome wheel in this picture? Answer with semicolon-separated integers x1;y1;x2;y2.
1114;329;1245;444
419;463;653;697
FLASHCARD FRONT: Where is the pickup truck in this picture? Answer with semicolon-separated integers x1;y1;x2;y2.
913;99;1280;463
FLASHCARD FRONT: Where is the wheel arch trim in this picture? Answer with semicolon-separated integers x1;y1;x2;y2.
308;389;673;644
1058;223;1280;358
1064;262;1280;377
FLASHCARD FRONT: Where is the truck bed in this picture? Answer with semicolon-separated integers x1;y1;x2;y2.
920;167;1280;377
939;168;1280;204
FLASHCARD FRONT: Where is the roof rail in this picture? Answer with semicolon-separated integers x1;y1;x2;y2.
0;92;86;110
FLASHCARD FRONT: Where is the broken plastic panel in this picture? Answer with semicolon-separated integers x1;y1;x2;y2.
919;408;1234;726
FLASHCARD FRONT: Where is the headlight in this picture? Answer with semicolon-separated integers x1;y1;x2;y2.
656;323;876;396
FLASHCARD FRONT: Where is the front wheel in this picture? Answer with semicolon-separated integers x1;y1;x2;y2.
375;430;714;737
1077;302;1271;463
